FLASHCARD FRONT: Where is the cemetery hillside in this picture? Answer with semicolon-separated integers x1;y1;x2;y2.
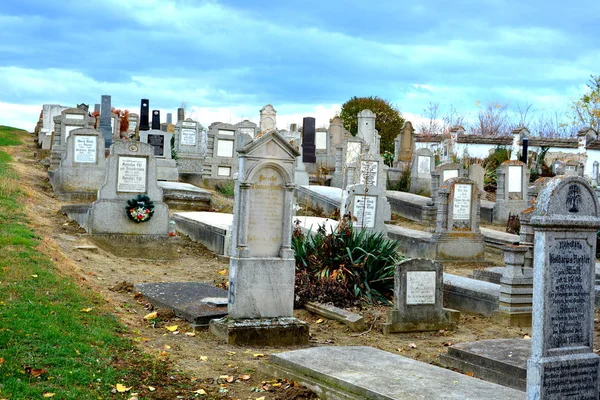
3;90;600;400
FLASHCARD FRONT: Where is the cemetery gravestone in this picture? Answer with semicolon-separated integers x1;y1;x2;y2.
87;141;169;235
430;162;465;204
203;122;240;183
177;108;185;122
139;130;178;181
259;104;277;131
433;177;485;261
127;113;139;139
357;109;378;156
174;118;205;180
50;128;107;201
409;148;434;195
302;117;316;163
50;107;92;171
99;95;112;148
493;160;529;224
209;131;309;346
151;110;160;130
527;175;600;399
399;121;415;163
383;258;457;333
139;99;150;131
40;104;67;150
469;164;485;196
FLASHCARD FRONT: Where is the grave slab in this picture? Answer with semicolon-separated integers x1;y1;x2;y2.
259;346;525;400
305;302;366;332
439;339;529;391
157;181;212;211
135;282;228;325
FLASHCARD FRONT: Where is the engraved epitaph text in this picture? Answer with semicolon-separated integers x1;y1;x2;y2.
117;157;147;193
406;271;436;305
74;136;97;163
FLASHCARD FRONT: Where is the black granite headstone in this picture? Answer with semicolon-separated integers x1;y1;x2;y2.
151;110;160;130
147;134;165;156
302;117;316;163
139;99;150;131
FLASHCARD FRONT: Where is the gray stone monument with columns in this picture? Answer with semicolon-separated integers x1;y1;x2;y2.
527;175;600;399
210;131;309;346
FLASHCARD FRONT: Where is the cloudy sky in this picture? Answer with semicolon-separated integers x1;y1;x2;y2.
1;0;598;132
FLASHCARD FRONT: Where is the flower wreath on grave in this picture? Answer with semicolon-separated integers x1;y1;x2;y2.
125;195;155;223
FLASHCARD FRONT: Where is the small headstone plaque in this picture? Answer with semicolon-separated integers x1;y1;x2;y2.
117;156;147;193
181;129;196;146
65;113;85;120
353;195;377;229
453;184;472;220
417;155;431;174
147;134;165;156
74;136;97;163
443;169;459;182
406;271;436;305
508;165;522;193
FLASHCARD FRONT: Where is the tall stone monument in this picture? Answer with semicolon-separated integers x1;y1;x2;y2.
139;99;150;131
302;117;316;163
174;118;205;182
210;131;308;346
493;160;530;223
527;175;600;399
357;109;378;156
99;95;112;148
399;121;415;163
151;110;160;130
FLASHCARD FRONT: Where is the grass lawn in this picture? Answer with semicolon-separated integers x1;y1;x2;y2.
0;126;194;399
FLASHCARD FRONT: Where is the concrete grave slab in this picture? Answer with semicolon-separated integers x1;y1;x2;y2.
305;302;366;332
259;346;525;400
135;282;228;326
157;181;212;211
439;339;529;391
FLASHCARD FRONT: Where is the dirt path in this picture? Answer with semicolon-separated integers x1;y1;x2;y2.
9;132;536;399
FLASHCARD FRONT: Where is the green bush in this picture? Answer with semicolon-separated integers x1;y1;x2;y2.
215;181;235;197
292;216;403;308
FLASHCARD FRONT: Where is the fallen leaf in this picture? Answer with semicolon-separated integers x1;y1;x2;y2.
218;375;230;380
227;351;236;355
185;332;196;337
165;325;178;332
163;345;172;349
143;312;158;320
226;376;235;383
25;367;48;377
240;374;251;380
200;356;208;362
316;319;324;324
523;334;531;340
466;371;474;377
116;383;132;392
409;343;417;349
253;353;265;358
192;389;206;395
217;269;227;275
31;275;38;278
80;307;93;313
147;386;156;391
42;393;55;398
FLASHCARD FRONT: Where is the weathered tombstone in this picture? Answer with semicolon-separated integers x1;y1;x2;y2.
177;108;185;122
98;95;112;148
398;121;415;163
110;112;121;141
259;104;277;131
345;153;391;234
151;110;160;130
302;117;316;163
564;159;583;176
430;162;465;203
139;130;178;181
330;136;365;189
51;128;107;201
202;122;242;183
527;175;600;399
127;113;139;139
383;258;457;333
39;104;67;150
50;107;92;170
329;116;345;148
87;141;169;235
433;177;484;261
468;164;485;195
235;119;258;140
552;160;565;176
409;148;434;194
166;113;172;125
210;131;309;346
493;160;529;223
174;118;205;180
139;99;150;131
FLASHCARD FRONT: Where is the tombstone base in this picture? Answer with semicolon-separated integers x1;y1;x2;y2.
527;353;600;398
88;200;169;236
492;200;528;225
156;159;179;181
492;311;531;327
435;233;485;262
383;308;459;334
209;317;309;346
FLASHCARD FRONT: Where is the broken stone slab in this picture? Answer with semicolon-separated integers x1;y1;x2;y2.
259;346;525;399
305;302;366;332
209;317;309;346
135;282;228;326
438;338;529;392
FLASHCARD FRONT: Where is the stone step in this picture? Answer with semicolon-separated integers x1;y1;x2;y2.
438;338;529;392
